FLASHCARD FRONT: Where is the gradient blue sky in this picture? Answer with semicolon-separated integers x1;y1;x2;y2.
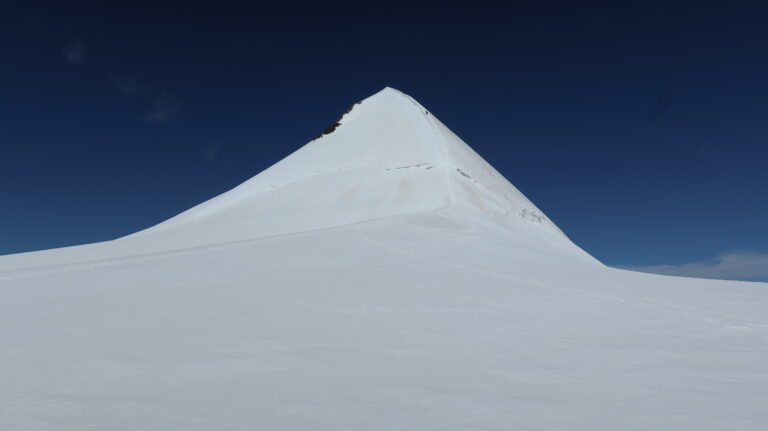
1;3;767;281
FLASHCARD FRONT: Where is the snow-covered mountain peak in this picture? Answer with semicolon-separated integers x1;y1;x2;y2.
127;87;596;262
0;88;597;268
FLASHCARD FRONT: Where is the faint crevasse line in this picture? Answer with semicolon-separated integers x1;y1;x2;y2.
385;163;435;171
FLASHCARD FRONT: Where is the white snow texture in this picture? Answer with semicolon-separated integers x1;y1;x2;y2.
1;88;766;430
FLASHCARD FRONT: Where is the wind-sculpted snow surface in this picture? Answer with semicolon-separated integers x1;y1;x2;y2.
1;88;767;430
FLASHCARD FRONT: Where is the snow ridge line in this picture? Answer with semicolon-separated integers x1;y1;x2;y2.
387;87;457;209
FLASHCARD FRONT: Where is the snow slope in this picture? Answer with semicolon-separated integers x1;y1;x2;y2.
1;88;766;430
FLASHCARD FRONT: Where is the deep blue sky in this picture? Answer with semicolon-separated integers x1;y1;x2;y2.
1;3;767;280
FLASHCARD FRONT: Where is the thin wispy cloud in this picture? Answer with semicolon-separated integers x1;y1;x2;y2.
62;39;86;65
146;95;182;123
112;74;141;95
203;143;222;161
621;251;768;282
